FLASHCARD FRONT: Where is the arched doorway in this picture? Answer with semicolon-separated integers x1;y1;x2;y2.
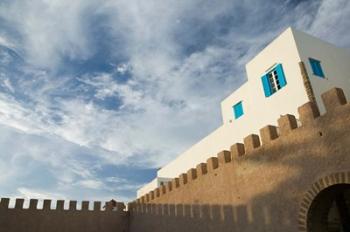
307;184;350;232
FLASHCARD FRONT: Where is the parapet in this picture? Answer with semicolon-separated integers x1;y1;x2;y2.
133;87;349;206
0;198;126;212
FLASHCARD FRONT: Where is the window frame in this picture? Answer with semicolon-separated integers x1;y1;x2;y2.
261;63;287;97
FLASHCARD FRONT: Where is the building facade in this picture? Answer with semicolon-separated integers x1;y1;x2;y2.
137;27;350;197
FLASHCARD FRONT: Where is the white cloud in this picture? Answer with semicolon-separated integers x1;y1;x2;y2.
116;63;130;75
17;187;67;200
308;0;350;47
0;35;14;48
77;180;104;190
0;0;96;69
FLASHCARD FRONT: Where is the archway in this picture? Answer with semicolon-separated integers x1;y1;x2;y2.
307;184;350;232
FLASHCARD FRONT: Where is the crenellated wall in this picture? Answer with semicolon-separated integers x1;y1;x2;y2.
0;198;129;232
129;87;350;232
0;87;349;232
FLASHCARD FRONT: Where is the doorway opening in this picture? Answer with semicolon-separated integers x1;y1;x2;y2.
307;184;350;232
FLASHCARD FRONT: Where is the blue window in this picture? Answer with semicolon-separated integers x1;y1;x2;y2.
233;101;244;119
261;63;287;97
309;58;325;78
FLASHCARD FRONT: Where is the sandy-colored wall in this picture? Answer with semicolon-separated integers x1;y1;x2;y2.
130;87;350;232
0;199;129;232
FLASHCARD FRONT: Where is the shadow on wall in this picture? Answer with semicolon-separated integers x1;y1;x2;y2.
130;88;350;232
130;202;296;232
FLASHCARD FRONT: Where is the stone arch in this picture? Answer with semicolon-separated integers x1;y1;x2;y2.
298;171;350;232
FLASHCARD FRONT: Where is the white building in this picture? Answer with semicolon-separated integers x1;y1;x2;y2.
137;27;350;198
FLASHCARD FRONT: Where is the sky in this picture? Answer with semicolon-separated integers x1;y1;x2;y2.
0;0;349;204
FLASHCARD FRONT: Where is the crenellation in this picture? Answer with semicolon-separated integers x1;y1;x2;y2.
150;191;155;200
155;188;160;197
298;102;320;125
15;198;24;209
259;125;279;144
277;114;298;135
43;199;51;210
230;143;245;158
160;184;166;195
186;168;197;181
68;200;76;210
179;173;188;185
321;87;347;112
0;198;10;209
56;200;64;211
167;181;173;192
81;201;89;211
0;198;130;213
172;178;180;189
29;199;38;210
206;157;219;171
243;134;261;153
196;163;208;176
217;150;231;164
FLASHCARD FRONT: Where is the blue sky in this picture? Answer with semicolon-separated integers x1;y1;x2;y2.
0;0;349;203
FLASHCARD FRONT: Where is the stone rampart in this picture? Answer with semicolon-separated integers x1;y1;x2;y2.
129;87;350;232
0;198;129;232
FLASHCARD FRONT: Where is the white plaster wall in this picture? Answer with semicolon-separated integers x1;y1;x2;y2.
292;29;350;113
156;28;310;179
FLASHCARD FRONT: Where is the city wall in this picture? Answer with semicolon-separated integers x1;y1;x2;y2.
129;87;350;232
0;198;129;232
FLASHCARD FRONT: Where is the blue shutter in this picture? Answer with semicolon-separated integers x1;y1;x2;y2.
310;60;317;74
233;101;244;119
309;58;325;78
261;74;272;97
276;64;287;88
316;62;324;77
